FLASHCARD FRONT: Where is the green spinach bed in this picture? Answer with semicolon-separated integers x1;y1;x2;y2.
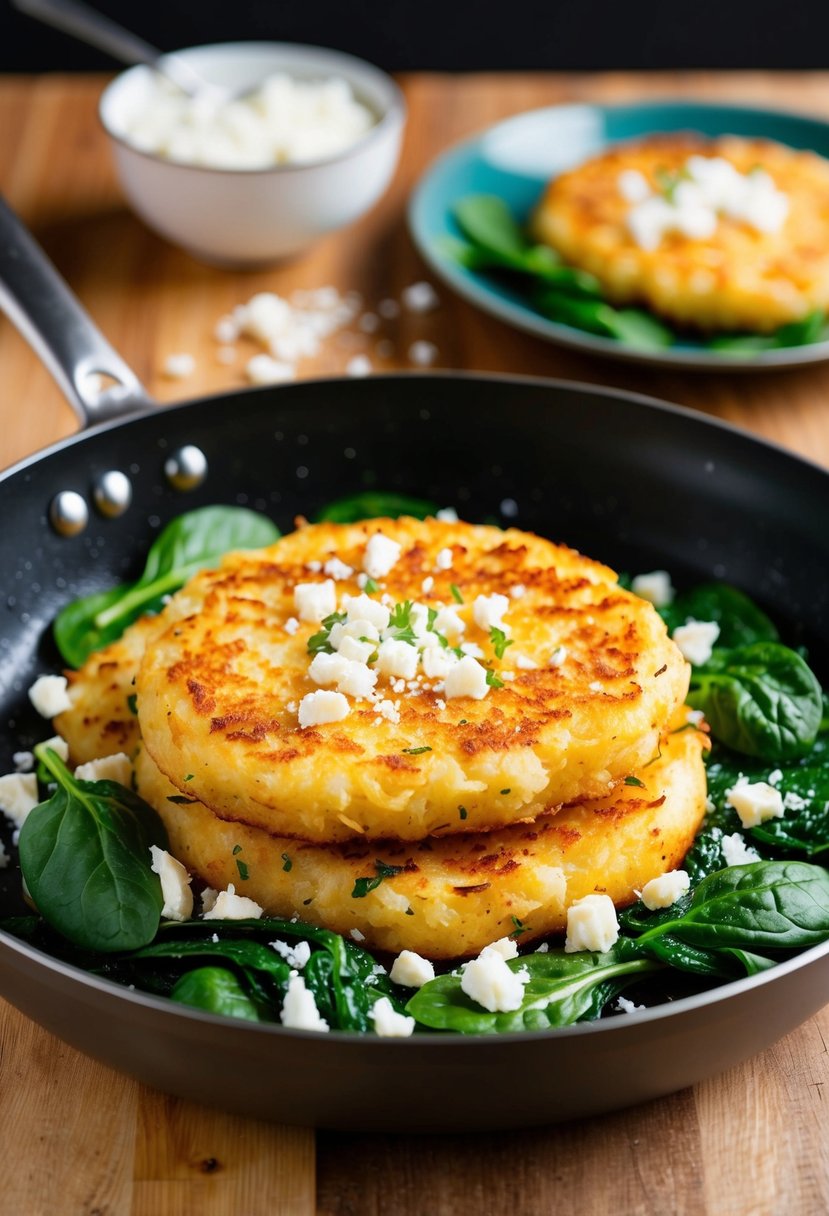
447;194;829;356
4;499;829;1035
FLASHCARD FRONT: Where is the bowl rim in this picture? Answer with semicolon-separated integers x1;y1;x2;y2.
98;39;407;177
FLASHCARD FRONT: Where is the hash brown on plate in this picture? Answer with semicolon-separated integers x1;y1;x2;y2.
532;135;829;333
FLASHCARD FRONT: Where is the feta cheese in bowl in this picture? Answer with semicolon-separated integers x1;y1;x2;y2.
99;42;406;266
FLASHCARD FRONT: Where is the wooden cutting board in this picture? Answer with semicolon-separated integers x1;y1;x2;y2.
1;69;829;1216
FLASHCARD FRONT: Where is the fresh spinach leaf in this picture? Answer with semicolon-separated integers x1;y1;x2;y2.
638;861;829;952
406;945;658;1034
631;932;774;979
18;748;166;952
659;583;779;648
54;506;280;667
170;966;260;1021
688;642;822;760
534;291;673;350
314;492;438;523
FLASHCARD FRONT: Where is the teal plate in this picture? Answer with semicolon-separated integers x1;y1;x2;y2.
409;100;829;370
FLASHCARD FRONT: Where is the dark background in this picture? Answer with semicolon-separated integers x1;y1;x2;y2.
3;0;829;71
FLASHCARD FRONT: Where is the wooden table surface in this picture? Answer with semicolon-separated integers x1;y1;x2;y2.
1;70;828;1216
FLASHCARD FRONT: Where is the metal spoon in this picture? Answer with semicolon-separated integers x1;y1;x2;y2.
12;0;236;103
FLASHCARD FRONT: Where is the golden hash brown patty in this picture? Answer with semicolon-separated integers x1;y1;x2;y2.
134;711;707;958
54;614;158;764
136;517;689;842
532;135;829;333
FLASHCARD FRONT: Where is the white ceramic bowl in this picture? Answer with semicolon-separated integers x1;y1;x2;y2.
99;42;406;267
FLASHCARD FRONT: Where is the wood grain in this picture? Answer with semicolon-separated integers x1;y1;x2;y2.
1;70;829;1216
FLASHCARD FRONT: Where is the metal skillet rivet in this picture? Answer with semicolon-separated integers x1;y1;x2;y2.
92;470;132;518
49;491;89;537
165;445;208;492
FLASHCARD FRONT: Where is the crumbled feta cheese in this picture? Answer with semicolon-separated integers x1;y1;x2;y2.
617;168;650;203
163;352;195;379
767;768;783;786
245;354;296;385
203;883;264;921
422;647;458;679
630;570;674;608
721;832;761;866
284;616;300;636
435;547;453;571
401;281;440;313
349;927;365;942
149;845;194;921
74;752;132;786
616;995;646;1014
389;949;435;988
336;660;377;700
436;507;458;522
372;996;415;1037
0;772;39;828
345;354;372;378
201;887;218;914
330;619;380;653
294;579;337;623
374;698;401;724
483;936;519;960
460;642;485;659
726;781;785;829
309;651;351;687
40;735;69;762
461;949;529;1013
12;751;34;773
28;674;71;718
473;593;509;632
336;635;375;664
409;340;438;367
672;619;720;666
564;894;619;953
298;689;350;728
549;646;568;668
433;605;465;640
363;533;402;579
445;655;489;700
376;639;419;680
421;575;434;595
514;654;537;670
536;942;549;953
280;973;329;1032
640;869;690;910
323;557;354;581
343;594;391;631
271;939;312;969
510;584;526;599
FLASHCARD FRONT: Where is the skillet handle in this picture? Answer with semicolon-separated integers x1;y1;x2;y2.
0;195;152;427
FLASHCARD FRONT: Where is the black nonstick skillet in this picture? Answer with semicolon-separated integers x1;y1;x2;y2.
1;197;828;1131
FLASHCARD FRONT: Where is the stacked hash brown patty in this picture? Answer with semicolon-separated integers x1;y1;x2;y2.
56;517;706;957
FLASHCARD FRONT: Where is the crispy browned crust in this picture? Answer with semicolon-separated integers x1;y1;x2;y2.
135;518;689;842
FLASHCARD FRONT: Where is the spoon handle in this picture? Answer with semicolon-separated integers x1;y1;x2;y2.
11;0;211;96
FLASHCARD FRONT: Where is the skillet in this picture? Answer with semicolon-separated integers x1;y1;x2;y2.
1;197;829;1132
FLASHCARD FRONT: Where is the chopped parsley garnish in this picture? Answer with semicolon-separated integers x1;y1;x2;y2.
166;794;196;805
183;774;194;782
500;788;511;795
232;844;243;855
458;719;468;725
236;859;249;881
281;852;293;872
490;626;514;660
510;915;528;937
126;693;138;715
450;583;464;604
405;907;415;916
458;805;468;820
351;859;405;898
402;746;432;755
386;600;418;645
624;775;646;788
485;668;504;689
364;576;380;594
307;610;347;656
